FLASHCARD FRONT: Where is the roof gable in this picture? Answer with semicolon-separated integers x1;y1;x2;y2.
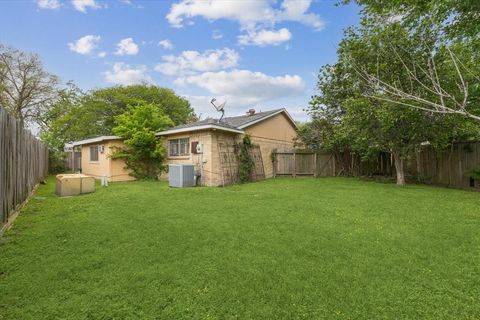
156;108;296;136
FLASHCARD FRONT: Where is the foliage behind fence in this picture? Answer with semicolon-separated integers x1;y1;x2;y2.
0;107;49;229
273;143;480;190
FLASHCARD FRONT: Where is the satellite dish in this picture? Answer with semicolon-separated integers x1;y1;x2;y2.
210;98;226;121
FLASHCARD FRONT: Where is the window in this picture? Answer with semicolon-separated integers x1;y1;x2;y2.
90;145;99;161
169;138;190;156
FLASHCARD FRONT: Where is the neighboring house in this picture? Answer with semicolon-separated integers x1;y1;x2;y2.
70;136;135;182
157;108;297;186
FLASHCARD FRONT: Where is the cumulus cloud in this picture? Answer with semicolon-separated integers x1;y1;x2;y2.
238;28;292;47
154;48;239;76
72;0;100;12
68;35;101;55
166;0;324;31
97;51;107;58
174;69;305;104
115;38;139;56
37;0;60;9
278;0;324;30
158;39;173;50
167;0;271;29
103;63;152;85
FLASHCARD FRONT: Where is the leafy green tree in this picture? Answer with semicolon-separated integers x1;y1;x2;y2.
344;0;480;40
43;85;195;145
340;1;480;121
78;85;194;133
305;14;478;185
39;82;83;172
112;103;173;179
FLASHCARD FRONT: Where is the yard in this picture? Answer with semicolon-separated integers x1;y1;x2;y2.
1;177;479;319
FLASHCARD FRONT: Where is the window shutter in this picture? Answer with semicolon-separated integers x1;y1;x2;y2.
191;141;199;154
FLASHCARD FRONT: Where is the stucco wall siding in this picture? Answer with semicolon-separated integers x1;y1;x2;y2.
80;140;134;182
160;111;297;186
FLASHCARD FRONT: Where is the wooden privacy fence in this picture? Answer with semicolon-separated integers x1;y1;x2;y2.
272;143;480;190
0;107;49;230
273;149;335;177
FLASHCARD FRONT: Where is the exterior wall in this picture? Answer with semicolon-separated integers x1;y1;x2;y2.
80;140;134;182
108;141;135;182
161;130;218;186
243;112;296;177
160;112;297;186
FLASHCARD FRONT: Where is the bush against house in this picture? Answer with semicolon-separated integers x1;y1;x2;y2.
112;103;173;179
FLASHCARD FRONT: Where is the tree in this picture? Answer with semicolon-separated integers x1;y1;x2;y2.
304;16;477;185
344;0;480;40
78;85;194;133
112;103;173;179
47;85;195;143
0;45;59;128
341;0;480;122
40;82;83;172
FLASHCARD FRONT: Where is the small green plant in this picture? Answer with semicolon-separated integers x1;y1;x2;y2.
238;135;254;183
464;167;480;180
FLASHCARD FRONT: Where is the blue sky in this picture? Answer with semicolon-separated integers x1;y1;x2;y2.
0;0;360;121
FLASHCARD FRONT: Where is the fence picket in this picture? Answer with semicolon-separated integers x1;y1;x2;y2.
0;107;48;230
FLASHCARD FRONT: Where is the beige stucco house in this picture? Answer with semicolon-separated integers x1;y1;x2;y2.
157;108;297;186
70;108;297;185
71;136;135;182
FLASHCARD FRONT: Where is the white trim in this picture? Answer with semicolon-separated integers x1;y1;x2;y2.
156;124;244;136
237;108;297;129
71;135;121;147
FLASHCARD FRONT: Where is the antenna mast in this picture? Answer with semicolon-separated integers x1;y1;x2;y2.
210;98;226;122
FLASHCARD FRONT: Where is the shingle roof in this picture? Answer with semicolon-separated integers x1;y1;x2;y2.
157;109;288;136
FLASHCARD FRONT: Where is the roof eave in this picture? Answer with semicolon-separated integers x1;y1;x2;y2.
70;135;122;147
156;124;244;136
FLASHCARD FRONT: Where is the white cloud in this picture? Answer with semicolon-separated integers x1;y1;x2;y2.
167;0;272;29
174;69;305;105
37;0;60;9
115;38;139;56
154;48;239;76
97;51;107;58
158;39;173;50
212;29;223;40
278;0;324;30
103;63;152;85
68;35;101;55
72;0;100;12
166;0;324;31
238;28;292;47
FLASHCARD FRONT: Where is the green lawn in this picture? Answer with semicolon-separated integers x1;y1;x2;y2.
1;177;479;319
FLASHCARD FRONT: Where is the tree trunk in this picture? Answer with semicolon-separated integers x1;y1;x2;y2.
392;150;406;186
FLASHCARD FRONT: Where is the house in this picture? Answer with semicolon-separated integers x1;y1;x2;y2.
157;108;297;186
70;136;135;182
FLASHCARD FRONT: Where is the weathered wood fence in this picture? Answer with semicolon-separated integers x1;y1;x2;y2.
0;107;49;230
272;143;480;190
273;149;336;177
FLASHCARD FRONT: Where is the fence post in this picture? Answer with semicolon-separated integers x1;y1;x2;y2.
313;152;317;177
293;151;296;178
272;149;277;178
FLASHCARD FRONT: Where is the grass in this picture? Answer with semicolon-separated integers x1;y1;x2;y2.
1;177;480;319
